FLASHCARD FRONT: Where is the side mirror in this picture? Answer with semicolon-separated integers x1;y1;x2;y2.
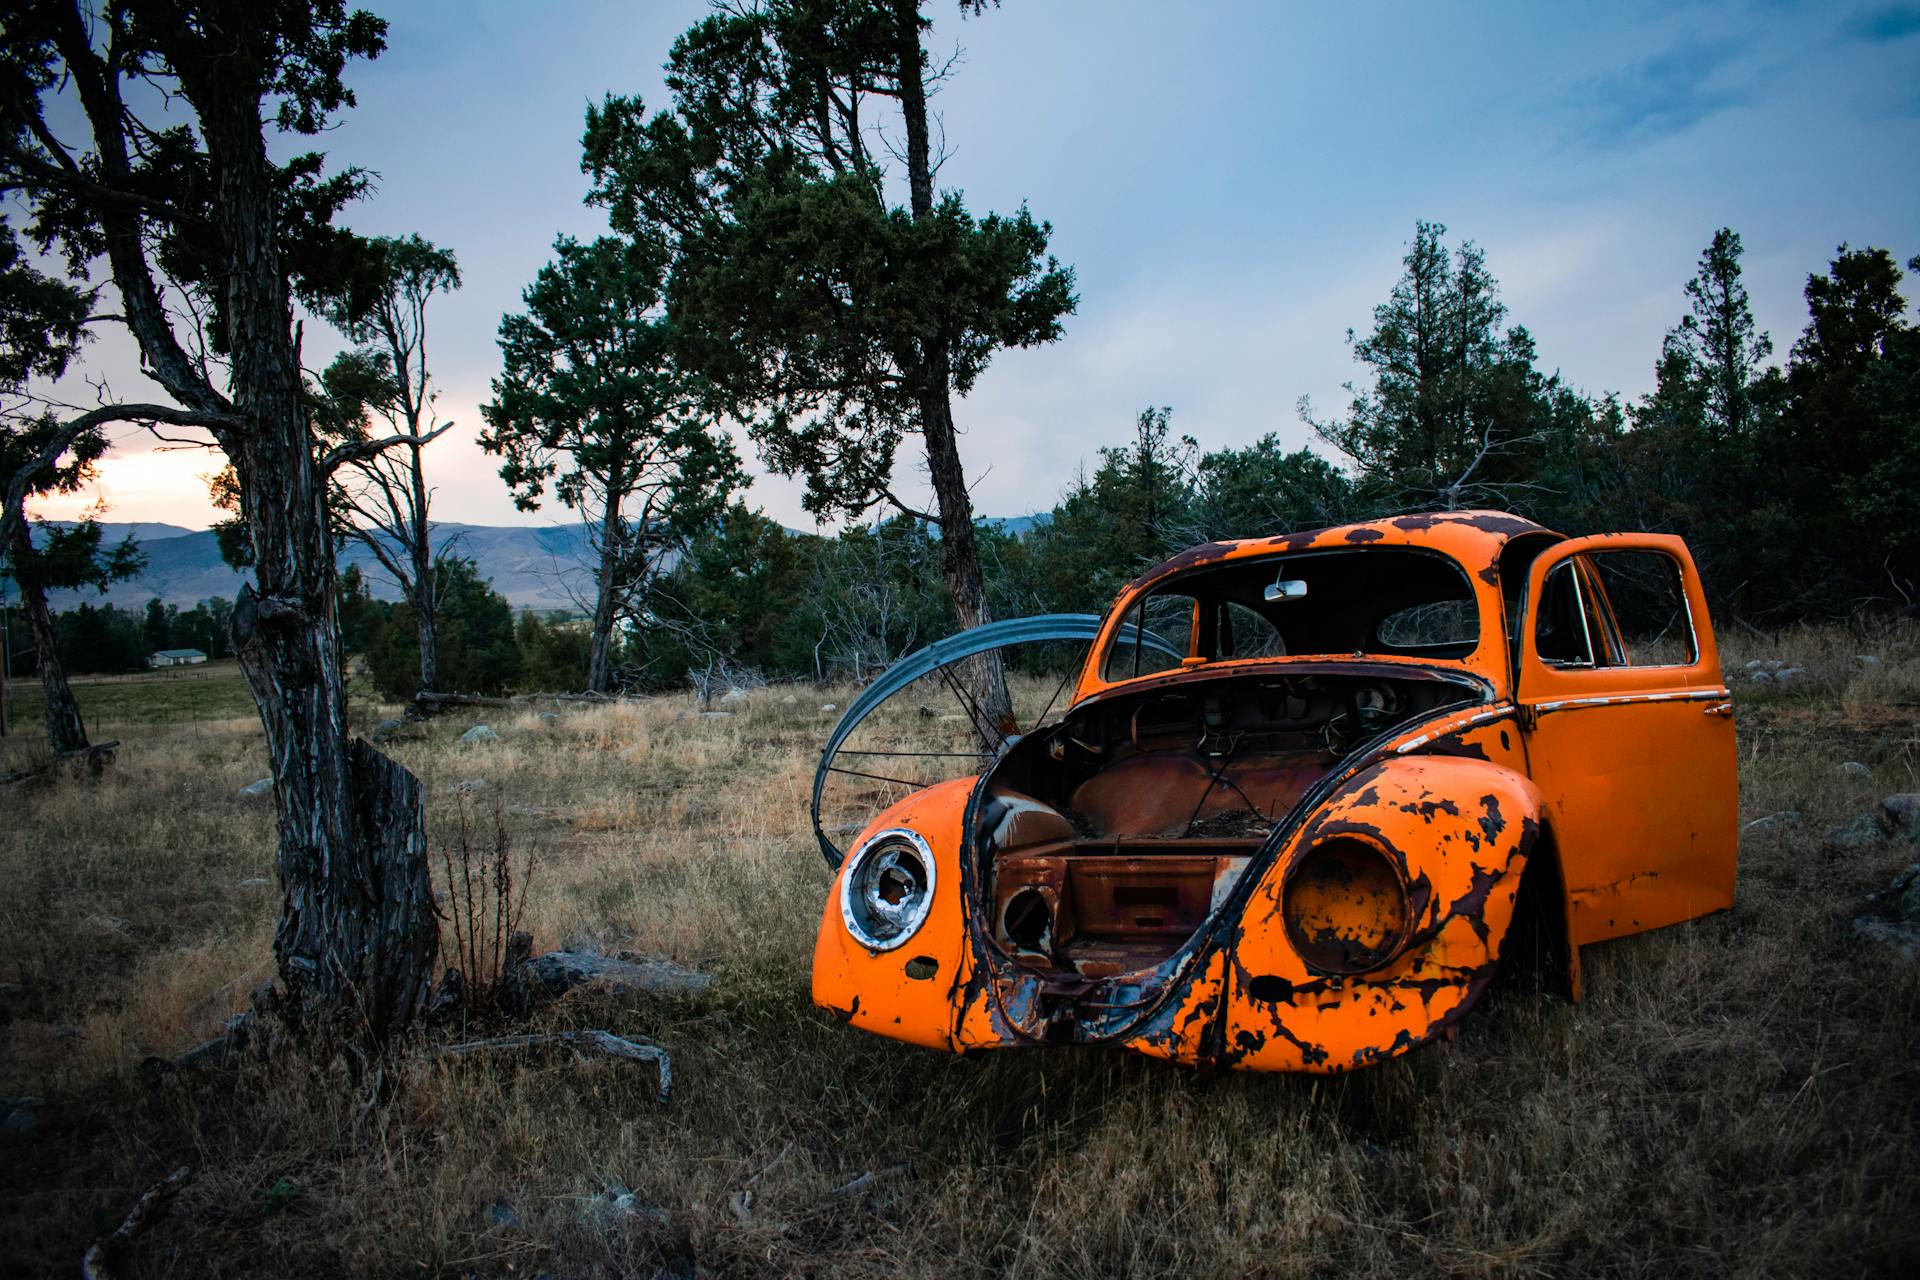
1264;578;1308;604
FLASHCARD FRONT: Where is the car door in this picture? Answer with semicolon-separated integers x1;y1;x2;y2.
1515;534;1737;945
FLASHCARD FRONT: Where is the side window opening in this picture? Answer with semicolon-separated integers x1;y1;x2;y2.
1584;550;1699;667
1534;562;1596;667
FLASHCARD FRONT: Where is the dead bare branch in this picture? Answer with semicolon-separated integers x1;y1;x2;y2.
79;1165;192;1280
436;1029;673;1102
319;420;455;476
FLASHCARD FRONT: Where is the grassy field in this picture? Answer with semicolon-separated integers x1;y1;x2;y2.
1;633;1917;1278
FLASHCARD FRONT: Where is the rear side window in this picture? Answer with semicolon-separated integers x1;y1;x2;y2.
1375;599;1477;652
1213;602;1286;660
1103;593;1194;681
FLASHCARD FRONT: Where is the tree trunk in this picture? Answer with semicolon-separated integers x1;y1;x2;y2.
206;96;436;1042
8;523;88;754
585;494;623;695
31;4;438;1045
893;0;1014;734
410;444;438;693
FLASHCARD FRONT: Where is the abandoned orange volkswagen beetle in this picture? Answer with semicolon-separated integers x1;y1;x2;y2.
810;512;1738;1071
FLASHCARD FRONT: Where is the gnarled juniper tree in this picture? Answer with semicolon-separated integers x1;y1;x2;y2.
1;0;438;1040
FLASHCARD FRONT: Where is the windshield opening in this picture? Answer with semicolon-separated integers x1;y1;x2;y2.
1101;547;1481;682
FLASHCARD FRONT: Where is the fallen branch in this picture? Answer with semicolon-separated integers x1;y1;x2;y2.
0;740;119;786
438;1029;673;1102
80;1165;192;1280
523;949;712;1000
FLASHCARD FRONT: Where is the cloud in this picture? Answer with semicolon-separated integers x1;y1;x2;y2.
1573;37;1753;149
1844;4;1920;43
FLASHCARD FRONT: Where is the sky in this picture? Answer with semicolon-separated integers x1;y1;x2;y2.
28;0;1920;533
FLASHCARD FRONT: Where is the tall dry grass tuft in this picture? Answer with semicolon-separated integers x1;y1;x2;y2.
437;793;536;1011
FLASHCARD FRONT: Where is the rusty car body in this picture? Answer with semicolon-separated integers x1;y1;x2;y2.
810;511;1739;1072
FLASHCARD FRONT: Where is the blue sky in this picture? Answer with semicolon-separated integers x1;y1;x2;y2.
38;0;1920;531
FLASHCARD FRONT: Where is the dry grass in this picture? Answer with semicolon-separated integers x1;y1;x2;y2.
1;632;1917;1278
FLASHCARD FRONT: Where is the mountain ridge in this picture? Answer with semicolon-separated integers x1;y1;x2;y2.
5;512;1056;612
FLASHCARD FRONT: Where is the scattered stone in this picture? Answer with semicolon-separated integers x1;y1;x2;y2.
721;687;750;704
1838;761;1872;778
460;725;501;746
1766;659;1786;671
586;1179;673;1230
1774;666;1806;683
448;778;488;795
1881;794;1920;845
1826;814;1885;852
235;877;272;889
1749;670;1774;685
1857;654;1881;666
487;1198;522;1229
238;777;274;798
1896;862;1920;922
1743;659;1764;671
1852;863;1920;962
84;914;130;932
538;712;559;724
374;717;405;736
1743;811;1801;834
699;711;733;719
780;694;798;705
820;703;837;712
1853;917;1920;962
0;1096;43;1138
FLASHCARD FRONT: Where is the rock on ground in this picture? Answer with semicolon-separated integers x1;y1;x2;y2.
1851;863;1920;963
1879;794;1920;844
1827;814;1886;852
460;725;501;746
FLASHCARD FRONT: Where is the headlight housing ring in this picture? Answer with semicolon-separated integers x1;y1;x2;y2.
1282;836;1411;974
841;828;937;951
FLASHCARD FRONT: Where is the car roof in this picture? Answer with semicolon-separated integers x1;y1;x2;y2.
1125;510;1556;594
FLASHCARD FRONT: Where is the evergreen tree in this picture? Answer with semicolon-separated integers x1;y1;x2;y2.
1305;222;1556;511
482;234;742;694
583;0;1076;728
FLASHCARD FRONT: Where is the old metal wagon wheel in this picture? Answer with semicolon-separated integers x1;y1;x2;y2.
810;615;1183;868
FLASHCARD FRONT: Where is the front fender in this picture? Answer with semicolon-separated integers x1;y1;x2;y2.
811;777;975;1050
1223;755;1545;1071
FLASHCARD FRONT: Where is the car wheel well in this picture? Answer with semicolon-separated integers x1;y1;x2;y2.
1499;826;1577;1000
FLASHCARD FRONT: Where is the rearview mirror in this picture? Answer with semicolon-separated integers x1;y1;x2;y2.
1264;578;1308;604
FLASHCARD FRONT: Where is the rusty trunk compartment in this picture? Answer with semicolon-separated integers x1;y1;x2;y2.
961;664;1486;1039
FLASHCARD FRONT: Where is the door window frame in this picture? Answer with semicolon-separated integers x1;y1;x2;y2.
1516;534;1722;699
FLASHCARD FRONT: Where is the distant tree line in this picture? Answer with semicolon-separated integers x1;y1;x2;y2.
18;223;1916;699
3;593;235;677
636;224;1918;683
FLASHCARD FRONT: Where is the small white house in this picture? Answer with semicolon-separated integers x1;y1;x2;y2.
148;648;208;668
